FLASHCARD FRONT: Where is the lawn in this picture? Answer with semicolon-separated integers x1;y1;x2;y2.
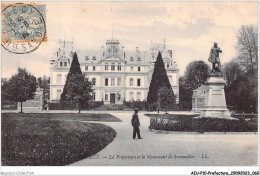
1;113;118;166
146;114;258;132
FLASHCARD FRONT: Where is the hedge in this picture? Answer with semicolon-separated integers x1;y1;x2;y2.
148;115;257;132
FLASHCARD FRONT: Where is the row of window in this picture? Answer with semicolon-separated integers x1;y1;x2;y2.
130;57;141;61
57;75;141;87
104;93;121;101
85;56;142;62
56;89;142;101
103;78;141;87
59;61;67;67
129;92;142;101
85;92;142;101
105;63;121;71
85;56;96;61
129;78;141;87
104;78;122;86
84;65;141;71
69;77;142;87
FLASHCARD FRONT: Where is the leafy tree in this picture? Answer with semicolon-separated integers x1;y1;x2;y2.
61;52;93;112
236;25;258;76
222;60;244;110
2;68;37;113
236;76;257;112
157;86;176;113
179;60;209;110
223;60;244;89
61;52;82;100
147;52;175;110
65;73;93;113
223;59;257;112
1;78;9;101
37;75;50;107
178;76;192;110
221;25;258;113
183;60;209;91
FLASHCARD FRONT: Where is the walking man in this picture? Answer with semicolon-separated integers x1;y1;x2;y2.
131;108;143;139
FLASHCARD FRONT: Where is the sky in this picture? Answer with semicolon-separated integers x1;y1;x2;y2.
1;1;258;78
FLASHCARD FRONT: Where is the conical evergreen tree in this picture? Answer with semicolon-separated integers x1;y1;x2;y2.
61;52;82;100
147;52;175;109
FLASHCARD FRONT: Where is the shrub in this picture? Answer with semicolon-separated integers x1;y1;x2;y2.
147;114;257;132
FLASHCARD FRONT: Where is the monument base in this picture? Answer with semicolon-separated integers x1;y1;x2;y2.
199;72;231;118
200;108;231;118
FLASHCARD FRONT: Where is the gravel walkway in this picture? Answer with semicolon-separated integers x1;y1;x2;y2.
71;112;258;166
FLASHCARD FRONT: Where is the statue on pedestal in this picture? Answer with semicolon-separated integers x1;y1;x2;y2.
198;42;231;118
208;42;222;72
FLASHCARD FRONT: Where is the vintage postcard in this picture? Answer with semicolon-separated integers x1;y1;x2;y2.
1;1;259;175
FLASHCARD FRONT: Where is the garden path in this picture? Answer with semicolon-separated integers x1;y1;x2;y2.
71;112;258;166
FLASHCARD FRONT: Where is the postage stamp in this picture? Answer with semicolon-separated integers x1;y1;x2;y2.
1;3;46;54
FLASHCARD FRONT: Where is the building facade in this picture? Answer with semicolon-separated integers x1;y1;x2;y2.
192;85;208;112
49;39;179;104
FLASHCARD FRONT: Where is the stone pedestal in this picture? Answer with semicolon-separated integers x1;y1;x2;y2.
200;73;231;118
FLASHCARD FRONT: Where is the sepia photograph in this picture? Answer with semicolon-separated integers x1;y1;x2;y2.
1;1;259;175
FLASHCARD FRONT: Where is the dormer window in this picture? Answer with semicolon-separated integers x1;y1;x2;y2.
93;56;96;60
85;56;89;60
130;57;134;61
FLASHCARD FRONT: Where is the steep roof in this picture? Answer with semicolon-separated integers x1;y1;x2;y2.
76;50;102;65
124;50;150;65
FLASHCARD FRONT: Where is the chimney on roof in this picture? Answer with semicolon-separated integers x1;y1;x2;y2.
136;47;138;52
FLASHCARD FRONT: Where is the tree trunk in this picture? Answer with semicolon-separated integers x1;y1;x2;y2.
78;101;81;114
20;102;23;113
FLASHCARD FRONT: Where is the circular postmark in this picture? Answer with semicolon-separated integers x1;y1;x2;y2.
1;3;46;54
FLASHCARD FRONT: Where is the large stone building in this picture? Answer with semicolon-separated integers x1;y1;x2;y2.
49;39;179;104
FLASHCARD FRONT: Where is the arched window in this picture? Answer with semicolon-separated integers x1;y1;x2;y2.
85;56;89;60
130;57;134;61
137;57;141;61
93;56;96;60
111;63;115;71
105;62;109;71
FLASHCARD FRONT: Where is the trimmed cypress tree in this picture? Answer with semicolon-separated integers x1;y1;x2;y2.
147;52;175;110
61;52;83;100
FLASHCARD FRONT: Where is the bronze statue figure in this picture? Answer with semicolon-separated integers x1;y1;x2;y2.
208;42;222;72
